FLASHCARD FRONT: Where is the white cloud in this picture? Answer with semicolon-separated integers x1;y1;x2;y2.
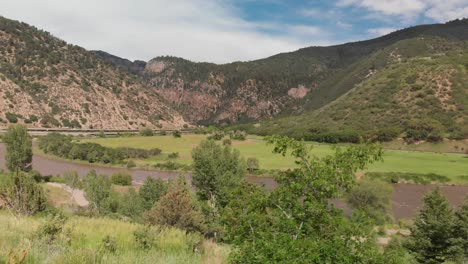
338;0;425;16
337;0;468;22
298;8;322;17
367;27;397;36
289;25;322;35
425;0;468;22
0;0;319;63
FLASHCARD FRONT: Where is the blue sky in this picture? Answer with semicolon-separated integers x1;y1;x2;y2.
0;0;467;63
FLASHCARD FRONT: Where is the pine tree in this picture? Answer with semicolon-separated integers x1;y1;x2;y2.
144;178;204;233
405;188;456;264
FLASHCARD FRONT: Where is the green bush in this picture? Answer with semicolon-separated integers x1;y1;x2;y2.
5;112;18;123
111;172;132;186
126;160;136;169
246;157;259;173
173;130;182;138
168;152;179;159
139;128;154;137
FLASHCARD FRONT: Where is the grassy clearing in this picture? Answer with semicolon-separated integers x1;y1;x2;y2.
83;135;468;183
383;139;468;154
0;211;229;263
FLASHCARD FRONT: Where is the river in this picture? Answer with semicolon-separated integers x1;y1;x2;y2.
0;144;466;219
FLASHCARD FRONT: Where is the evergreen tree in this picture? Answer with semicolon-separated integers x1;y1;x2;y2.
144;178;204;233
405;189;456;264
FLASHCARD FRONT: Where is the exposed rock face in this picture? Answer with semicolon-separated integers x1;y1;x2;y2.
0;17;186;129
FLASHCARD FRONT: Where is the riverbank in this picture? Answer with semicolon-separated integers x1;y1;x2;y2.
1;143;466;219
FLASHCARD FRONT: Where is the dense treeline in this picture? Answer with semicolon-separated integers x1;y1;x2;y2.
38;133;161;164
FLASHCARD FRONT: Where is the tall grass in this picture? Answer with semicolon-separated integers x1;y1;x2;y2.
0;211;229;263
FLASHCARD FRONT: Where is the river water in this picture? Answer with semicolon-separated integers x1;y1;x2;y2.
0;144;466;219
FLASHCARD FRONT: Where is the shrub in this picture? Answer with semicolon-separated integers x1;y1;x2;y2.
168;152;179;159
5;112;18;123
139;178;168;210
83;170;112;214
207;131;224;141
346;179;393;224
0;172;47;216
101;235;117;253
139;128;154;137
144;178;205;233
134;226;156;250
111;172;132;186
126;160;136;169
173;130;182;138
222;138;232;145
246;158;259;173
229;130;246;141
160;130;167;136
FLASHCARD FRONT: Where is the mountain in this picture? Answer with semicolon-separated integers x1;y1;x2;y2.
96;19;468;132
0;16;186;129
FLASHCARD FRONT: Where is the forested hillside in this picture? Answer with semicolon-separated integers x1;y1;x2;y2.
0;16;185;129
96;19;468;133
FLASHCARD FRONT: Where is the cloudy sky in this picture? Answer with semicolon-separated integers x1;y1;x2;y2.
1;0;467;63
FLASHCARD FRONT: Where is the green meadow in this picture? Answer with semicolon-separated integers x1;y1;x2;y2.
83;135;468;183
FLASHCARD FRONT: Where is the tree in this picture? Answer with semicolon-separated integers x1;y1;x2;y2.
346;178;393;224
144;178;204;233
139;177;168;210
451;197;468;262
192;140;245;207
83;170;112;214
405;189;456;264
0;172;47;216
226;135;391;263
3;125;32;172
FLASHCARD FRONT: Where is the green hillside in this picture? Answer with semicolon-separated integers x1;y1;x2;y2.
246;38;468;140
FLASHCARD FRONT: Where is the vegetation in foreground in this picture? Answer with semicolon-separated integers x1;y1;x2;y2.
2;125;467;263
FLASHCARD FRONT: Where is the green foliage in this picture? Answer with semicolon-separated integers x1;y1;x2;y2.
139;178;168;210
126;160;136;168
229;130;246;141
173;130;182;138
207;130;224;141
133;225;156;250
452;198;468;260
63;171;81;189
168;152;179;159
192;140;246;207
38;133;161;165
246;157;259;173
116;188;144;221
0;172;47;216
139;128;154;137
5;112;18;123
225;136;389;263
346;179;393;224
144;178;205;233
222;138;231;145
111;172;132;186
404;189;460;263
3;124;32;172
37;212;68;244
83;170;112;214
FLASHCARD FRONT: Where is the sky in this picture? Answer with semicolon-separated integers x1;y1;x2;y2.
0;0;467;63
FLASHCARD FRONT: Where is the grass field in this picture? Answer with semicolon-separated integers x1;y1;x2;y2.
0;210;229;263
83;135;468;183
